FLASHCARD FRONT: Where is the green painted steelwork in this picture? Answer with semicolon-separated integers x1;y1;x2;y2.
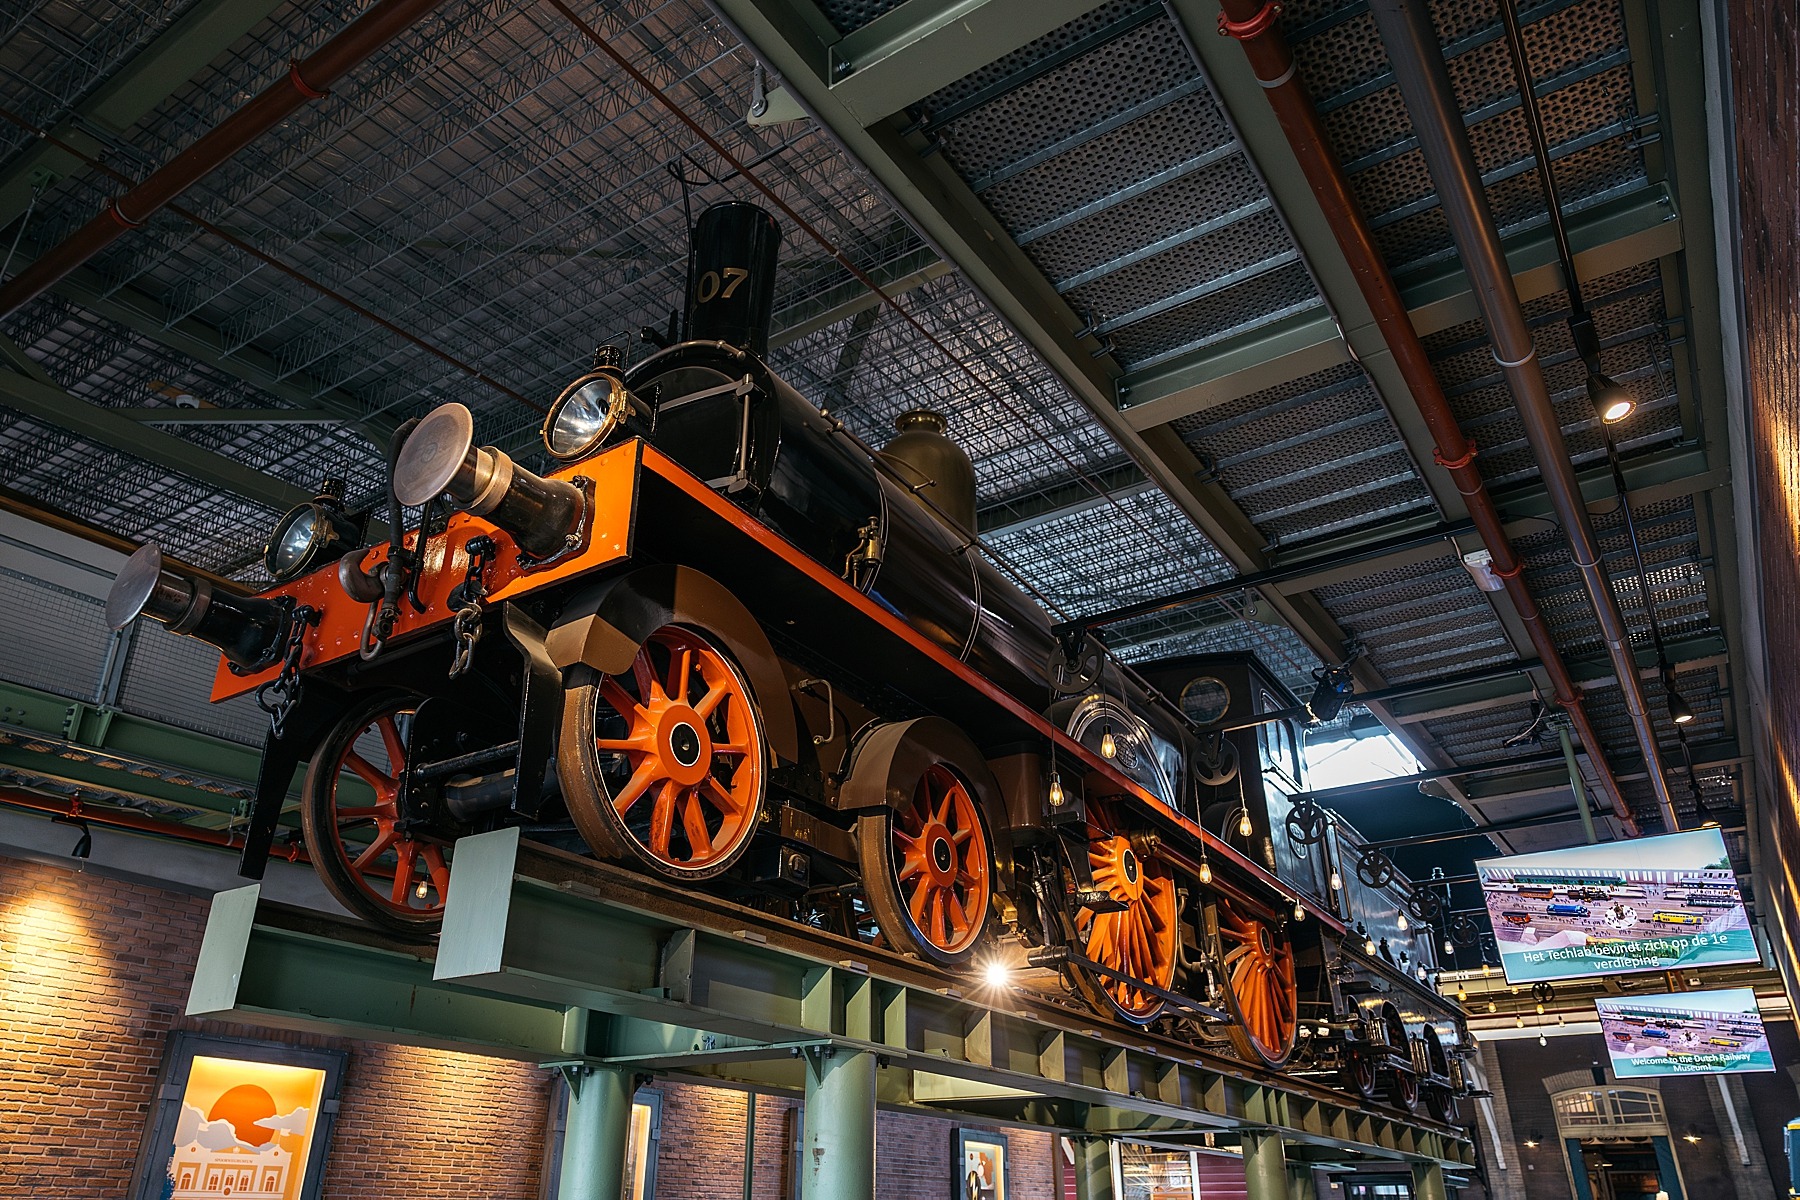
558;1065;633;1200
799;1047;876;1198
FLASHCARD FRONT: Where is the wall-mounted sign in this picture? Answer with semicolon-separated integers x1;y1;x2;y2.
956;1128;1008;1200
1595;987;1774;1077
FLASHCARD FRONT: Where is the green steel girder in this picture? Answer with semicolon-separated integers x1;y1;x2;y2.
1118;183;1683;430
116;407;347;425
825;0;1112;125
769;246;950;349
0;0;288;230
0;336;315;515
186;827;1471;1167
0;676;296;822
1457;737;1743;805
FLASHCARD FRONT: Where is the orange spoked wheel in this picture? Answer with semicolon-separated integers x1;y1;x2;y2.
857;762;992;966
1343;1053;1379;1099
1066;806;1180;1024
559;623;765;880
301;692;454;936
1216;893;1299;1068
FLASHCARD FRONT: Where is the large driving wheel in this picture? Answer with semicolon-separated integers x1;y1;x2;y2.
1343;1053;1379;1100
858;762;993;966
301;692;453;935
1067;805;1179;1024
559;623;765;879
1216;893;1299;1068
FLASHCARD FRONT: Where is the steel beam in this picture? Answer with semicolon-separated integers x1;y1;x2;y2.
826;0;1113;125
0;334;315;515
117;407;347;425
1118;184;1681;430
978;462;1155;538
559;1065;633;1200
768;246;949;349
0;0;288;231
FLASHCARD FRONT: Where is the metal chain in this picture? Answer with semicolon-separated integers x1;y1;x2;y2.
256;607;318;738
448;537;496;678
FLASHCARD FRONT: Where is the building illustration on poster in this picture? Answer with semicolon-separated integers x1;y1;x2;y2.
164;1056;328;1200
1475;828;1757;984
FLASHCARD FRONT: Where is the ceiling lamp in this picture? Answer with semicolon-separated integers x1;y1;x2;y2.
1667;687;1697;726
1589;373;1636;424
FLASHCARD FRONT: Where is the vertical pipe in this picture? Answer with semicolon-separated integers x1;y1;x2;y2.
1073;1137;1115;1200
559;1067;632;1200
1243;1131;1290;1200
1411;1160;1450;1200
800;1047;875;1200
1559;725;1599;844
743;1091;757;1200
1715;1074;1751;1167
1363;0;1681;833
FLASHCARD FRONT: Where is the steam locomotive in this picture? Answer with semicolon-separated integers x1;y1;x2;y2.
106;202;1472;1119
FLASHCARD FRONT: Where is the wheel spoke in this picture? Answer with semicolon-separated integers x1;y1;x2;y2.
333;806;386;820
668;646;692;703
351;826;399;872
600;678;650;723
695;684;727;719
700;775;742;816
343;751;394;797
611;759;661;816
375;716;407;772
421;844;451;901
389;839;418;905
680;789;714;858
648;781;677;858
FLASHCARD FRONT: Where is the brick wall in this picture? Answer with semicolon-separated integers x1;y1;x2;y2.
1726;0;1800;995
0;853;553;1199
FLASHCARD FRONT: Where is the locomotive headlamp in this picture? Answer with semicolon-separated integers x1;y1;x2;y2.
394;402;584;560
106;543;293;671
542;352;638;461
265;478;360;582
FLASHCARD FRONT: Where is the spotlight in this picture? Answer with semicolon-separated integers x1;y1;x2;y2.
1589;373;1636;424
1306;664;1356;723
1238;809;1254;838
984;961;1012;990
1048;772;1066;809
1667;688;1696;726
542;347;641;461
1523;1132;1541;1150
1682;1128;1701;1145
394;402;585;561
1099;726;1117;759
106;543;294;671
264;478;361;582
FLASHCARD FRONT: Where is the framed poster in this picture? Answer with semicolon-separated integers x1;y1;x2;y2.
956;1128;1008;1200
129;1032;346;1200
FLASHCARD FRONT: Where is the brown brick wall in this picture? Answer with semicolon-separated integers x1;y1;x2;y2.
0;854;553;1199
1727;0;1800;993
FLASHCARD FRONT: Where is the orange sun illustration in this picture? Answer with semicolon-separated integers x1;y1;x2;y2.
208;1083;278;1147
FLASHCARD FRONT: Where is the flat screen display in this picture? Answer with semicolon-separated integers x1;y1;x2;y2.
1475;828;1754;984
1595;987;1774;1076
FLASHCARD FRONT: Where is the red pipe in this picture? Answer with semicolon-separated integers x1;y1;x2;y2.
0;787;310;862
0;0;456;321
1214;0;1640;836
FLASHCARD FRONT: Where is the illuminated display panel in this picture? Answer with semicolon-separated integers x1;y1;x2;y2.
1475;828;1754;984
1595;987;1774;1077
165;1056;328;1200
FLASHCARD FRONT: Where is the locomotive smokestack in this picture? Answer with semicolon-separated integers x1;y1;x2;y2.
881;409;978;533
685;202;781;356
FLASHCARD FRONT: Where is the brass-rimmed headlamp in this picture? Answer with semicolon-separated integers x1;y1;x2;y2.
542;346;639;462
264;478;361;582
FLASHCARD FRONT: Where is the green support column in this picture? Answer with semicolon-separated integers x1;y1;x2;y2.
1288;1165;1317;1200
800;1047;876;1199
1411;1160;1449;1200
1073;1137;1114;1200
1243;1132;1290;1200
559;1066;633;1200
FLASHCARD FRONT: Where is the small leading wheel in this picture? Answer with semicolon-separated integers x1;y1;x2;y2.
1215;893;1299;1068
1067;804;1180;1025
858;762;993;966
1426;1084;1461;1124
559;623;765;880
301;692;454;935
1343;1053;1378;1100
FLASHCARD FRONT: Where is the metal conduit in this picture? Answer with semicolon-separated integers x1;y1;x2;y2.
1364;0;1680;833
0;0;457;321
1212;0;1641;835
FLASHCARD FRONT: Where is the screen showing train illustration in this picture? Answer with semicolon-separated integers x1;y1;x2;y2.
1475;828;1754;984
1595;988;1773;1077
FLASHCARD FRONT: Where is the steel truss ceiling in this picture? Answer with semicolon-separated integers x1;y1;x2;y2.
0;0;1748;860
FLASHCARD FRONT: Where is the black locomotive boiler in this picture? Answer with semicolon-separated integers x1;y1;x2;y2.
107;200;1472;1118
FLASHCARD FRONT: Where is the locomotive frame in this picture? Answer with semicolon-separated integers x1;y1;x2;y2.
107;201;1474;1123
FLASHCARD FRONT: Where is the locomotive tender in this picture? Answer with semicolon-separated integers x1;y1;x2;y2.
106;201;1471;1118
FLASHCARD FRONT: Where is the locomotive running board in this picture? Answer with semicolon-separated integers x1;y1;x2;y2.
186;827;1474;1172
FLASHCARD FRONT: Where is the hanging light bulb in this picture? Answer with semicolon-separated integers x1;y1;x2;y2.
1198;857;1213;885
1481;962;1492;977
1456;985;1468;1002
1514;1014;1525;1028
1557;1013;1566;1026
1048;772;1066;809
1538;1032;1548;1047
1443;936;1454;957
1396;913;1408;931
1294;899;1306;921
1099;725;1117;759
414;880;430;900
1535;1002;1545;1015
1364;934;1377;955
1415;965;1427;981
1330;870;1343;891
1238;808;1254;838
